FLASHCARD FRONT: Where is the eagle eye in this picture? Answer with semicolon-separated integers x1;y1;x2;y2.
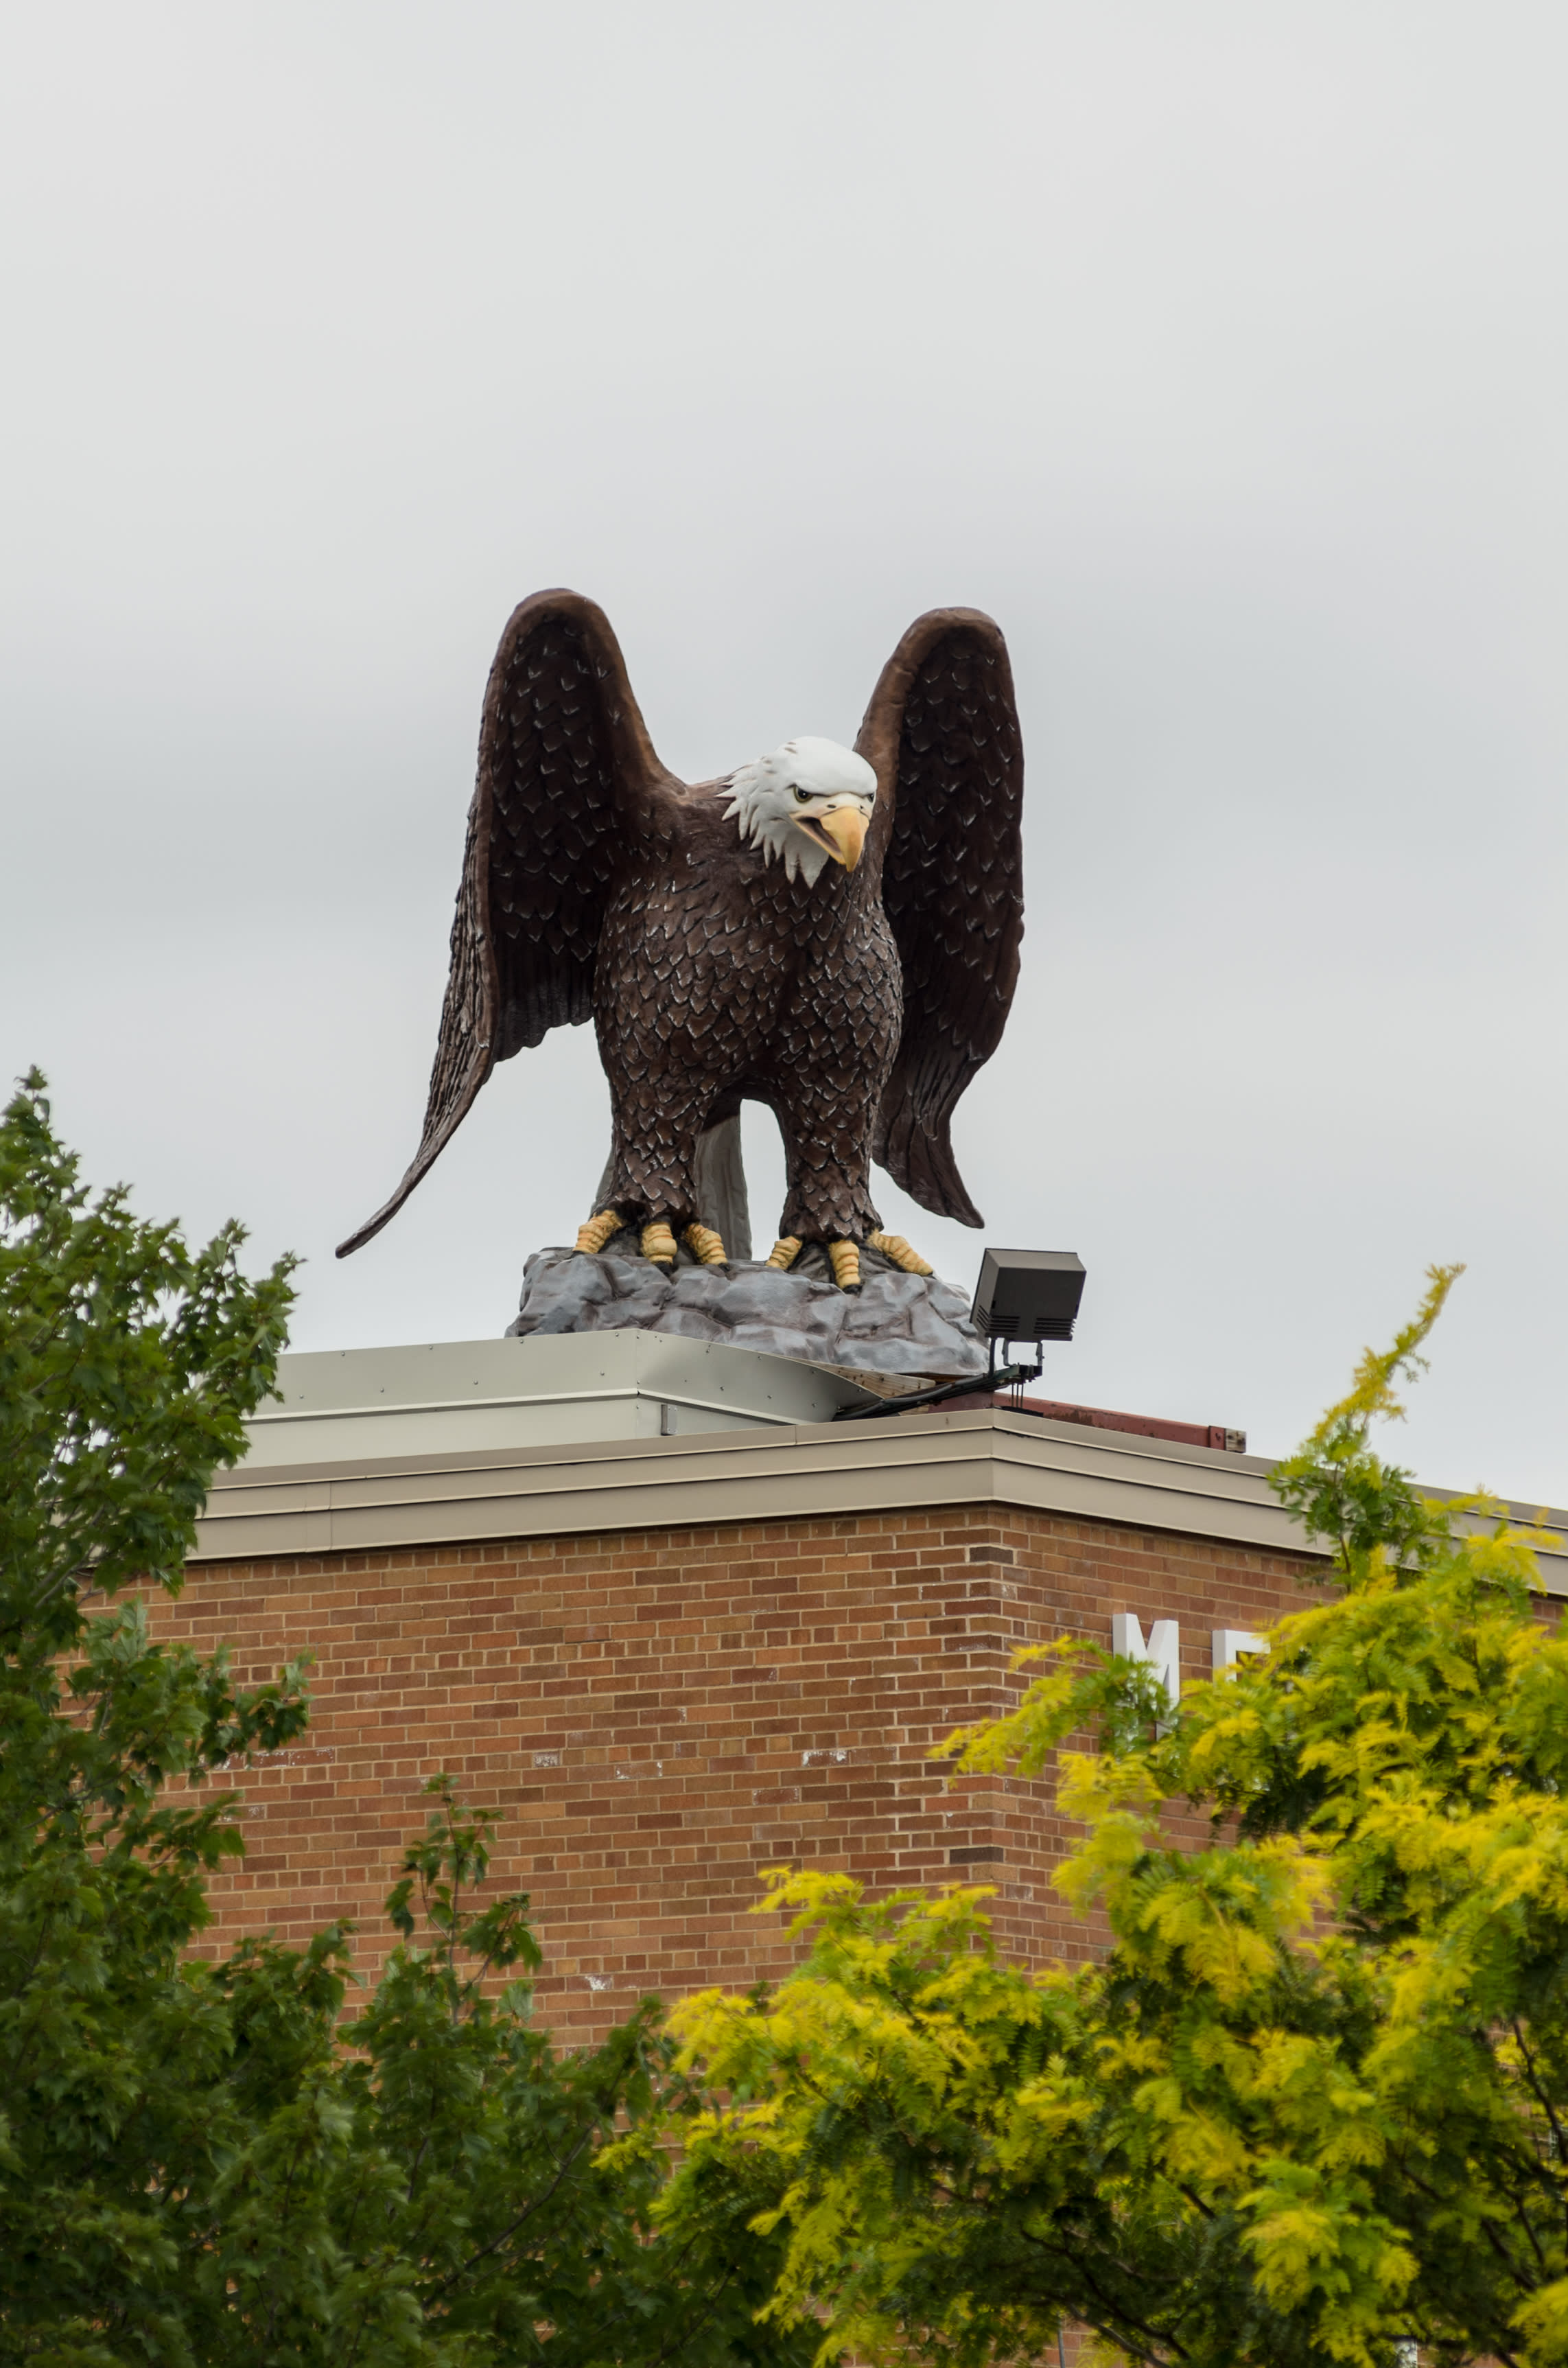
791;785;811;804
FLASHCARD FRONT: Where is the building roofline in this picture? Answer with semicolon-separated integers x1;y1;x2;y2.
193;1403;1568;1592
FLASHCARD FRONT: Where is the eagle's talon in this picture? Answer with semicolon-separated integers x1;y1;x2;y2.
867;1230;934;1278
576;1208;626;1256
765;1236;803;1273
683;1223;728;1268
828;1240;863;1294
641;1222;678;1269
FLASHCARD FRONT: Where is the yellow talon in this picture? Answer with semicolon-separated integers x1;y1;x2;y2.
765;1236;803;1272
576;1208;625;1255
683;1222;728;1268
868;1230;934;1277
641;1221;678;1269
828;1240;863;1294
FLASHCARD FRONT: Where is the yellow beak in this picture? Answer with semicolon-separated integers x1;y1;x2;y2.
815;803;868;871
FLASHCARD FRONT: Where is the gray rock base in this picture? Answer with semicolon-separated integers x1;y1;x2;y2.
508;1241;989;1380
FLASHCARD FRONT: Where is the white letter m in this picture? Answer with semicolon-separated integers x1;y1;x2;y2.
1110;1614;1180;1713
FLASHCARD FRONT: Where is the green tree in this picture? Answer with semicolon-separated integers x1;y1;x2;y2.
666;1268;1568;2367
0;1071;809;2366
175;1774;804;2367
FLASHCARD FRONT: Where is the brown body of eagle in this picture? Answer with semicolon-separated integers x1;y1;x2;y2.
338;589;1025;1262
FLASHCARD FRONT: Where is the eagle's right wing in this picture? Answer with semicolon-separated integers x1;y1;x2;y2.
337;590;681;1256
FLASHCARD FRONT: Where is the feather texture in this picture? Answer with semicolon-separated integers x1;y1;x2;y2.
857;612;1025;1228
336;590;675;1256
338;594;1025;1260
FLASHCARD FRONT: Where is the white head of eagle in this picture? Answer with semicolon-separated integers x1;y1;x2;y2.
721;736;877;886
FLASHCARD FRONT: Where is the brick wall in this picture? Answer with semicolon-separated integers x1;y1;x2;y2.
156;1506;1324;2043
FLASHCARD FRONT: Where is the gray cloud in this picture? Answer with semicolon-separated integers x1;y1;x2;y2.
4;1;1565;1499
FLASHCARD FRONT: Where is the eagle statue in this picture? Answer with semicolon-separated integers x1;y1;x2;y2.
338;588;1025;1292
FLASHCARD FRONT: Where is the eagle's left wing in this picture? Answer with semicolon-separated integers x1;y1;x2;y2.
856;607;1025;1228
337;590;681;1256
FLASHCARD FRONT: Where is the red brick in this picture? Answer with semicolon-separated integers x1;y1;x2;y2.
148;1508;1326;2041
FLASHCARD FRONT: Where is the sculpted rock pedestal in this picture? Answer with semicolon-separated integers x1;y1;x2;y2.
508;1241;988;1384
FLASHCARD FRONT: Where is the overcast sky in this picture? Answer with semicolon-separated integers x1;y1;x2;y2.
4;3;1566;1502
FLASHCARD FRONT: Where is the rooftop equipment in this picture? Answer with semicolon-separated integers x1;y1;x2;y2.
836;1248;1086;1421
972;1248;1086;1350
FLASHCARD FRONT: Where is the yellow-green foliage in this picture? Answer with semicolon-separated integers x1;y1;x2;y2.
663;1272;1568;2367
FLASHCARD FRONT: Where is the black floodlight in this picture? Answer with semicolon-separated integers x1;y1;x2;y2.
836;1247;1088;1420
972;1249;1086;1345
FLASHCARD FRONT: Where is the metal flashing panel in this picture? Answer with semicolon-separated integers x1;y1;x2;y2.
242;1332;869;1466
